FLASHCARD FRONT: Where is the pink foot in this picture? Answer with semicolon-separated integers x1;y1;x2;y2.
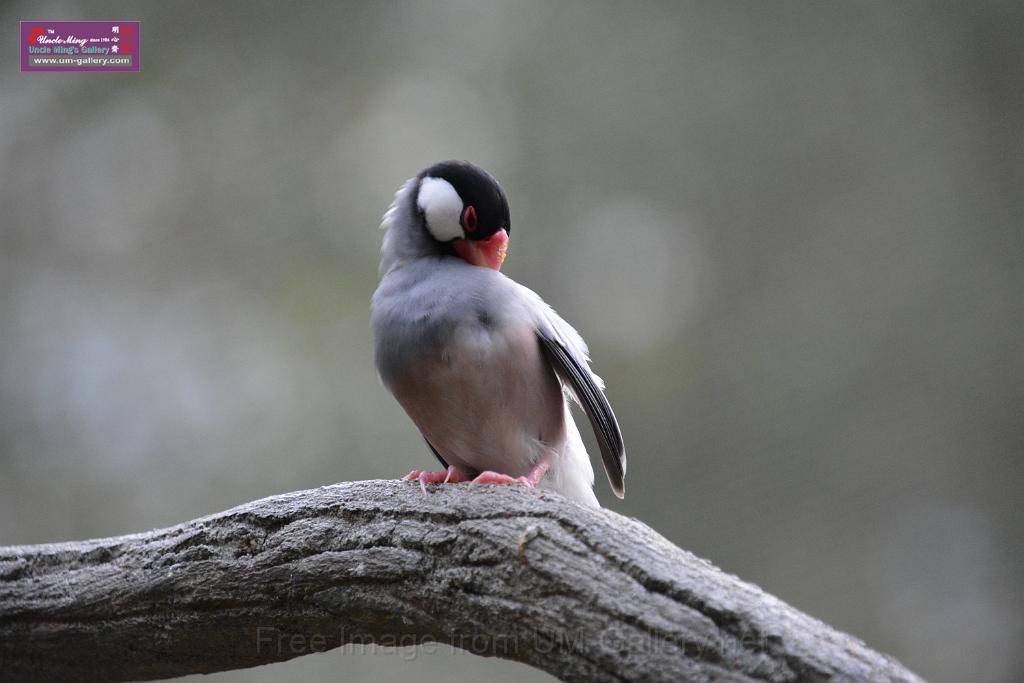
471;470;532;487
402;465;469;493
471;456;552;489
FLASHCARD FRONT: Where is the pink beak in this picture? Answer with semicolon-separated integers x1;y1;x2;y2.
452;229;509;271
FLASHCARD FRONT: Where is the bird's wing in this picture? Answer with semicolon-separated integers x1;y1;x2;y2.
537;331;626;498
423;436;449;469
514;281;626;498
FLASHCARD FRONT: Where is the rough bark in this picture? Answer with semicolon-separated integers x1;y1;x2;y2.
0;480;924;683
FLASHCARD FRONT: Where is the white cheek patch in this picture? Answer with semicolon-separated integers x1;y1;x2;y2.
417;176;464;242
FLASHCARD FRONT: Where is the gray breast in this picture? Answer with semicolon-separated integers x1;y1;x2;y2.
371;258;498;388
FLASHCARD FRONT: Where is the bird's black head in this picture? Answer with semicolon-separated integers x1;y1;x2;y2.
415;160;511;270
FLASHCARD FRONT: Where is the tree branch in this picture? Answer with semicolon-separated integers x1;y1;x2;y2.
0;480;923;682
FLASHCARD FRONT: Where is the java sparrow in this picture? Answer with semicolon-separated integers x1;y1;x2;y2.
370;161;625;507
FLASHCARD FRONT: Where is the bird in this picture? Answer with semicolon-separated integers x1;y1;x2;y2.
370;160;625;507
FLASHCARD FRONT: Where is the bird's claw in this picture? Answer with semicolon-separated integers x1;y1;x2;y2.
470;455;552;488
403;457;551;494
471;470;533;487
401;465;468;493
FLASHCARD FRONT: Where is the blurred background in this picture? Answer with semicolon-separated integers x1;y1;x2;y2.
2;2;1021;681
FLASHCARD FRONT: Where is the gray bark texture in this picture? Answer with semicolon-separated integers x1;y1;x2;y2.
0;479;925;683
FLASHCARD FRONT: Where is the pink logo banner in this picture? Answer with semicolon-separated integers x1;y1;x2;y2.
21;21;140;72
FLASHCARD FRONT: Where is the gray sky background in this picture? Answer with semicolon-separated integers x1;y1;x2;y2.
1;2;1021;682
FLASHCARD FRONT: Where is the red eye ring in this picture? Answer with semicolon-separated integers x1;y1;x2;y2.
462;205;478;233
